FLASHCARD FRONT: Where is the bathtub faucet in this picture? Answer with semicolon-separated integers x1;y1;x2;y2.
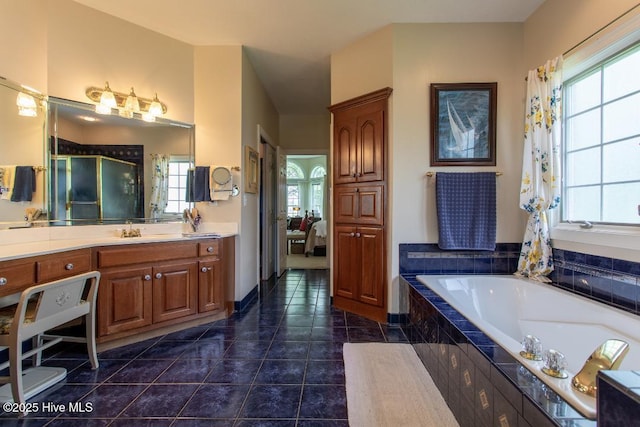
520;334;543;361
571;339;629;397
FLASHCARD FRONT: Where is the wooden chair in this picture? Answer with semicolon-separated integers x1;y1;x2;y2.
0;271;100;406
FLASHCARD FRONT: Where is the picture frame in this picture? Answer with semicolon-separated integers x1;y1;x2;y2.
430;82;497;166
244;145;259;194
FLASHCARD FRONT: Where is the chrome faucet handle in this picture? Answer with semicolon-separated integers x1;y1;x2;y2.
520;334;543;361
542;349;568;378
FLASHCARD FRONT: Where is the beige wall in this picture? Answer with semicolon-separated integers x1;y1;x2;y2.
46;0;195;124
279;114;330;150
193;44;281;301
0;1;48;91
239;48;280;297
331;22;526;313
390;23;525;312
331;26;394;104
1;2;277;303
524;0;639;71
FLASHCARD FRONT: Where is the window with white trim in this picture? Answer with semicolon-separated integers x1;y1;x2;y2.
562;41;640;225
287;184;301;217
165;159;190;214
310;166;326;217
286;162;304;217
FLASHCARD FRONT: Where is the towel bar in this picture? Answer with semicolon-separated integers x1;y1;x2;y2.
426;171;502;177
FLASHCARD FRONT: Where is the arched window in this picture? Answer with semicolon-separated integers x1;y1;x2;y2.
287;163;304;179
310;166;326;179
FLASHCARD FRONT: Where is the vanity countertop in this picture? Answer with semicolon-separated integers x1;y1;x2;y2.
0;223;238;262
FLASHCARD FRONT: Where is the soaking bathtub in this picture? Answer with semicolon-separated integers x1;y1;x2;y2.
416;274;640;419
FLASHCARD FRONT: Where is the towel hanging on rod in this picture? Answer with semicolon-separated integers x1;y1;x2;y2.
426;171;502;177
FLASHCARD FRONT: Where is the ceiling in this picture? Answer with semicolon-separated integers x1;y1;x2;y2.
72;0;544;115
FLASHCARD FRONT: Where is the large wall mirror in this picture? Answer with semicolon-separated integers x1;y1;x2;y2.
0;77;47;228
48;97;195;226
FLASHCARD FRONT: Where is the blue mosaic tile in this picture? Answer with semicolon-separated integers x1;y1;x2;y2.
613;259;640;276
474;256;492;273
587;254;613;270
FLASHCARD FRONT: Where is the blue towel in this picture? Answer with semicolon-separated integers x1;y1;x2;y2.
10;166;36;202
187;166;211;202
436;172;496;251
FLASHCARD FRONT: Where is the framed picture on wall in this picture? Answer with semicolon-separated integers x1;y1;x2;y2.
244;145;259;194
430;82;497;166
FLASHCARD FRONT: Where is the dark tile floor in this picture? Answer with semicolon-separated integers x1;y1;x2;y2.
2;268;407;426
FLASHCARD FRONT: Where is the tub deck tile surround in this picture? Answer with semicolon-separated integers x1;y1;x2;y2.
401;274;596;427
597;372;640;427
399;243;640;426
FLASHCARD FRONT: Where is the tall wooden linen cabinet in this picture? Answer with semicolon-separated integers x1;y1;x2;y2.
329;87;392;323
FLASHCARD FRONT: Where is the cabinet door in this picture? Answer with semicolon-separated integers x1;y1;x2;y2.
333;115;358;185
334;184;383;226
98;266;153;337
198;259;224;313
356;107;384;182
357;227;384;307
152;261;198;323
334;186;358;223
333;225;360;300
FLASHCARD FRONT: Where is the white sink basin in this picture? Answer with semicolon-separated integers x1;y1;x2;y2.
182;232;221;238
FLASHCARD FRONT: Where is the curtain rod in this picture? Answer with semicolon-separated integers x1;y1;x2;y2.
563;3;640;56
525;4;640;80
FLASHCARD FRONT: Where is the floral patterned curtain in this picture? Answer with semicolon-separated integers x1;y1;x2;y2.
517;57;563;281
149;154;169;219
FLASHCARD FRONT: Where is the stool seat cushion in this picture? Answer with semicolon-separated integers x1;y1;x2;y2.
0;297;39;335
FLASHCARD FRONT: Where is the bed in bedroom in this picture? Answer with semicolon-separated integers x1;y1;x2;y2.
304;219;327;257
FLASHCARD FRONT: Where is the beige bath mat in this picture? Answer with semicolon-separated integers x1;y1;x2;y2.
343;342;459;427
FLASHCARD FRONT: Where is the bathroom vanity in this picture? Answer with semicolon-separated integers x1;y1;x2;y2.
0;232;236;346
94;237;234;342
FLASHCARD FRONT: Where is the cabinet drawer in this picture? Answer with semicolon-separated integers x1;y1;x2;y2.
37;249;91;282
97;242;198;268
198;240;220;257
0;262;36;295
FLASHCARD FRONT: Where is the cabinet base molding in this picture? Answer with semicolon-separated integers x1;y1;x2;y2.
333;295;387;323
96;310;227;351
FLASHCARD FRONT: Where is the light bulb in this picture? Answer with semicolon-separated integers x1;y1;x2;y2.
125;87;140;114
99;81;117;109
148;93;163;117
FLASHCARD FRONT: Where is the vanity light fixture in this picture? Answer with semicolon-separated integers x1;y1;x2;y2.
85;83;168;118
148;93;163;117
98;81;117;114
121;87;141;118
16;92;38;117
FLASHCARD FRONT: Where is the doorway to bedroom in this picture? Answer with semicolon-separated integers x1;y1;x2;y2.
285;154;328;270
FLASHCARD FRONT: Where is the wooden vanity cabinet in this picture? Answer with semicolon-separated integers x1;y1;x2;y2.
94;238;229;342
197;240;225;313
0;249;91;298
